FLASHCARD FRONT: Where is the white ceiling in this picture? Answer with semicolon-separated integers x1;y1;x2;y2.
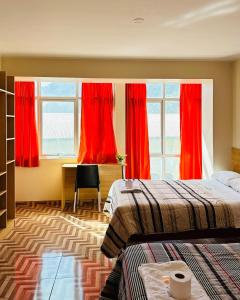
1;0;240;59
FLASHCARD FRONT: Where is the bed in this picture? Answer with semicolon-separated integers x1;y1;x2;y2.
101;241;240;300
101;176;240;258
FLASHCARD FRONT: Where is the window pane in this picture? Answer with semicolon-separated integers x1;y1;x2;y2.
79;82;82;97
147;83;163;98
164;157;180;179
41;82;76;97
147;102;161;154
42;101;74;156
78;99;81;138
165;82;180;98
150;157;162;180
165;101;180;154
35;81;38;96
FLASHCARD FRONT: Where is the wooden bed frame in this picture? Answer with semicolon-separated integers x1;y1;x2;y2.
128;227;240;244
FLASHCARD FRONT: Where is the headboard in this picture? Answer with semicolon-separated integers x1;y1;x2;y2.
232;147;240;173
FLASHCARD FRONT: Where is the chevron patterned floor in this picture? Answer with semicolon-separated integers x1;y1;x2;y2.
0;202;112;300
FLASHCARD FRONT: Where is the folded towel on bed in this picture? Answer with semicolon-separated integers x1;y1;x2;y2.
138;261;210;300
120;180;142;193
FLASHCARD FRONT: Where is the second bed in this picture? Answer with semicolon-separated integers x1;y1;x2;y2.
101;176;240;258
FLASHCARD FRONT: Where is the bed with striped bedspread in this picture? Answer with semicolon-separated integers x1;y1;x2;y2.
101;179;237;258
101;242;240;300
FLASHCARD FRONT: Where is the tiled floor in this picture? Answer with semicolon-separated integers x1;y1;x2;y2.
0;203;112;300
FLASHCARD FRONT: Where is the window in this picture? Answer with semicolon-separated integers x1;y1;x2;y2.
35;80;80;157
42;101;75;156
41;82;76;97
147;82;180;179
32;78;181;168
147;102;161;154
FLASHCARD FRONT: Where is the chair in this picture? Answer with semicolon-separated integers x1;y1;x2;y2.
73;164;101;213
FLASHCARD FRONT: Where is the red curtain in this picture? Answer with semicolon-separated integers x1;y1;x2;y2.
15;82;39;167
126;84;150;179
180;84;202;179
78;83;117;163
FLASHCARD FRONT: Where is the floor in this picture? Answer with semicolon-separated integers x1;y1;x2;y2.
0;202;112;300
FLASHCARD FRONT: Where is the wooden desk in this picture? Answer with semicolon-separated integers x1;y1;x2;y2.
61;164;122;210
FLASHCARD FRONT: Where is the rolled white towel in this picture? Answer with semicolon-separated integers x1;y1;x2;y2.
138;261;210;300
120;180;142;193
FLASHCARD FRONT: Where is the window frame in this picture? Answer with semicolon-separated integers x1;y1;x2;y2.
147;81;180;179
35;79;81;158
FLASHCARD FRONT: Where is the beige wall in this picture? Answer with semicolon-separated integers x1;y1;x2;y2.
2;56;234;201
16;158;75;202
233;59;240;148
0;56;2;70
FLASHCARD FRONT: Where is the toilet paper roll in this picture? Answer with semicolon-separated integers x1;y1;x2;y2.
169;271;192;300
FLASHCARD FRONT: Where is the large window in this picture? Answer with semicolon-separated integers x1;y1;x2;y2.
42;101;75;156
33;79;180;181
147;82;180;180
36;80;80;157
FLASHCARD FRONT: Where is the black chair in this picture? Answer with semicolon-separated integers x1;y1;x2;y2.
73;164;101;212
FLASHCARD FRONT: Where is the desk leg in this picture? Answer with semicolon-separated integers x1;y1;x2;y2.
121;165;126;180
61;167;66;210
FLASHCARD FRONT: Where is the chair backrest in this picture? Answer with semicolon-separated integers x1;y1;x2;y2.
75;164;100;189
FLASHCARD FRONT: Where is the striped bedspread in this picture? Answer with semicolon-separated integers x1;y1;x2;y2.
101;242;240;300
101;180;236;258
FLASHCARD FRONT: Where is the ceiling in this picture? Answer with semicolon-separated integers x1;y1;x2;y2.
1;0;240;59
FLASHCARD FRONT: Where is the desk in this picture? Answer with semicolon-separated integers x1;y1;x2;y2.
61;164;122;210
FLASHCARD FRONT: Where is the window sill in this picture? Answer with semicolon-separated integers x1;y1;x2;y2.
40;156;77;160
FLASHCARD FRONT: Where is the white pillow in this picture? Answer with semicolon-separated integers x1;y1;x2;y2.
229;177;240;193
211;171;240;186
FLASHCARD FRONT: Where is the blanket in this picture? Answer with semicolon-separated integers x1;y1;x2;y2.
101;180;235;258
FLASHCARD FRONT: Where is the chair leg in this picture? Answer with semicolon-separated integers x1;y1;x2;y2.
77;189;81;208
98;191;101;212
73;189;78;213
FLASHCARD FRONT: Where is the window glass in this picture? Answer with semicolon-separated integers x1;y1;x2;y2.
35;81;38;96
150;157;162;180
41;82;76;97
42;101;74;156
165;82;180;98
147;81;181;179
78;99;81;142
78;82;82;97
164;157;180;180
165;101;180;154
147;102;161;154
147;83;163;98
